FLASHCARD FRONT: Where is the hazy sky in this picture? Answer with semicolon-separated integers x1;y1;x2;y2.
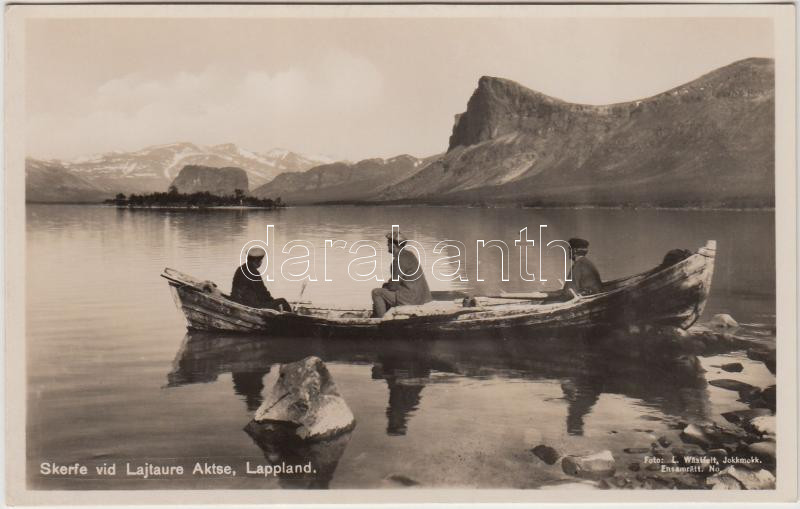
26;17;773;160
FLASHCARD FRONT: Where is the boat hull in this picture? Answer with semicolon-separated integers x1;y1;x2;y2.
162;241;716;337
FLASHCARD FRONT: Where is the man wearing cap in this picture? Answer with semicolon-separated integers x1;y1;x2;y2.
549;237;602;300
230;247;292;311
371;231;433;318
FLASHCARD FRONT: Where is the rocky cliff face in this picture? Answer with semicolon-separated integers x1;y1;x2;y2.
251;155;428;204
170;165;249;196
384;57;774;207
448;76;615;150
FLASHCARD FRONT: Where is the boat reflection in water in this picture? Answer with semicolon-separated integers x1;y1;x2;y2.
167;329;711;484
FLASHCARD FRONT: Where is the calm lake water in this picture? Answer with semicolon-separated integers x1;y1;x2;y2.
26;204;776;489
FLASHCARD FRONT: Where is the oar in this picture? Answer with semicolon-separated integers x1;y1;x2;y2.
298;281;308;300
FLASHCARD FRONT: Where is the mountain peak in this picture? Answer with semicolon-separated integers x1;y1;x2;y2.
171;165;249;195
210;143;238;152
389;57;774;207
448;76;568;150
476;76;564;103
264;148;292;158
141;142;200;152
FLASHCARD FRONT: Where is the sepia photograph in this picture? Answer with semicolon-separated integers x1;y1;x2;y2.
4;3;797;505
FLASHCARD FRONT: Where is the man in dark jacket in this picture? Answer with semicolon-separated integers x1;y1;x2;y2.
231;247;292;311
546;237;602;301
371;231;433;318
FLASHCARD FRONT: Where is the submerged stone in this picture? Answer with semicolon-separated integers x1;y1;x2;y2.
718;466;775;490
253;356;356;440
532;445;560;465
708;379;757;393
707;448;728;465
709;314;739;329
540;480;602;490
760;385;776;411
680;424;711;447
561;450;616;478
720;362;744;372
748;415;776;437
384;474;420;487
706;473;743;490
721;408;772;426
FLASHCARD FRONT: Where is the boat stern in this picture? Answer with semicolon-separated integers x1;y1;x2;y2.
689;239;717;326
162;268;275;332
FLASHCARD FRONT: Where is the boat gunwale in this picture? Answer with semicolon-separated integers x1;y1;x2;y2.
162;240;715;330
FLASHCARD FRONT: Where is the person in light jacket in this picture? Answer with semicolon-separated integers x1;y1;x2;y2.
371;231;432;318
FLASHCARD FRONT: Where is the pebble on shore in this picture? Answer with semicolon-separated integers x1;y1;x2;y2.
531;445;560;465
707;466;775;490
561;450;616;479
720;362;744;372
533;313;776;491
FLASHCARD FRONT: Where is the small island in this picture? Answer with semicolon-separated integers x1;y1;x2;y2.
105;165;285;209
106;187;285;209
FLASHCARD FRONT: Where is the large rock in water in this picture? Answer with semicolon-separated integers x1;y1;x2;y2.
170;165;249;195
253;356;355;440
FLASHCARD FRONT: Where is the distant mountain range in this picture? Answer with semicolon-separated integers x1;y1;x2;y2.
27;58;774;208
250;155;435;203
240;57;775;208
26;143;332;202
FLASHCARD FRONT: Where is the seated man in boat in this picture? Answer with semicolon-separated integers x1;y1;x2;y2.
231;247;292;311
545;237;602;301
371;231;433;318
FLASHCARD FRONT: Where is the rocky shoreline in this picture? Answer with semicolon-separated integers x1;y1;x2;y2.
530;314;777;490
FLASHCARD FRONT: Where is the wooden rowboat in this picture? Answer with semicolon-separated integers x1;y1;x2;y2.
162;240;716;337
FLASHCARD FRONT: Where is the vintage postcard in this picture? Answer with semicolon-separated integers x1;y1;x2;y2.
4;3;797;505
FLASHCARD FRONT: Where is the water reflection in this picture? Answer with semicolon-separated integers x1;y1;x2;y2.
167;330;711;438
231;372;269;412
561;378;602;436
244;421;352;489
371;353;430;436
26;205;775;489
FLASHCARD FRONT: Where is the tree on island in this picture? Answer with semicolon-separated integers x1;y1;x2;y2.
105;188;285;209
